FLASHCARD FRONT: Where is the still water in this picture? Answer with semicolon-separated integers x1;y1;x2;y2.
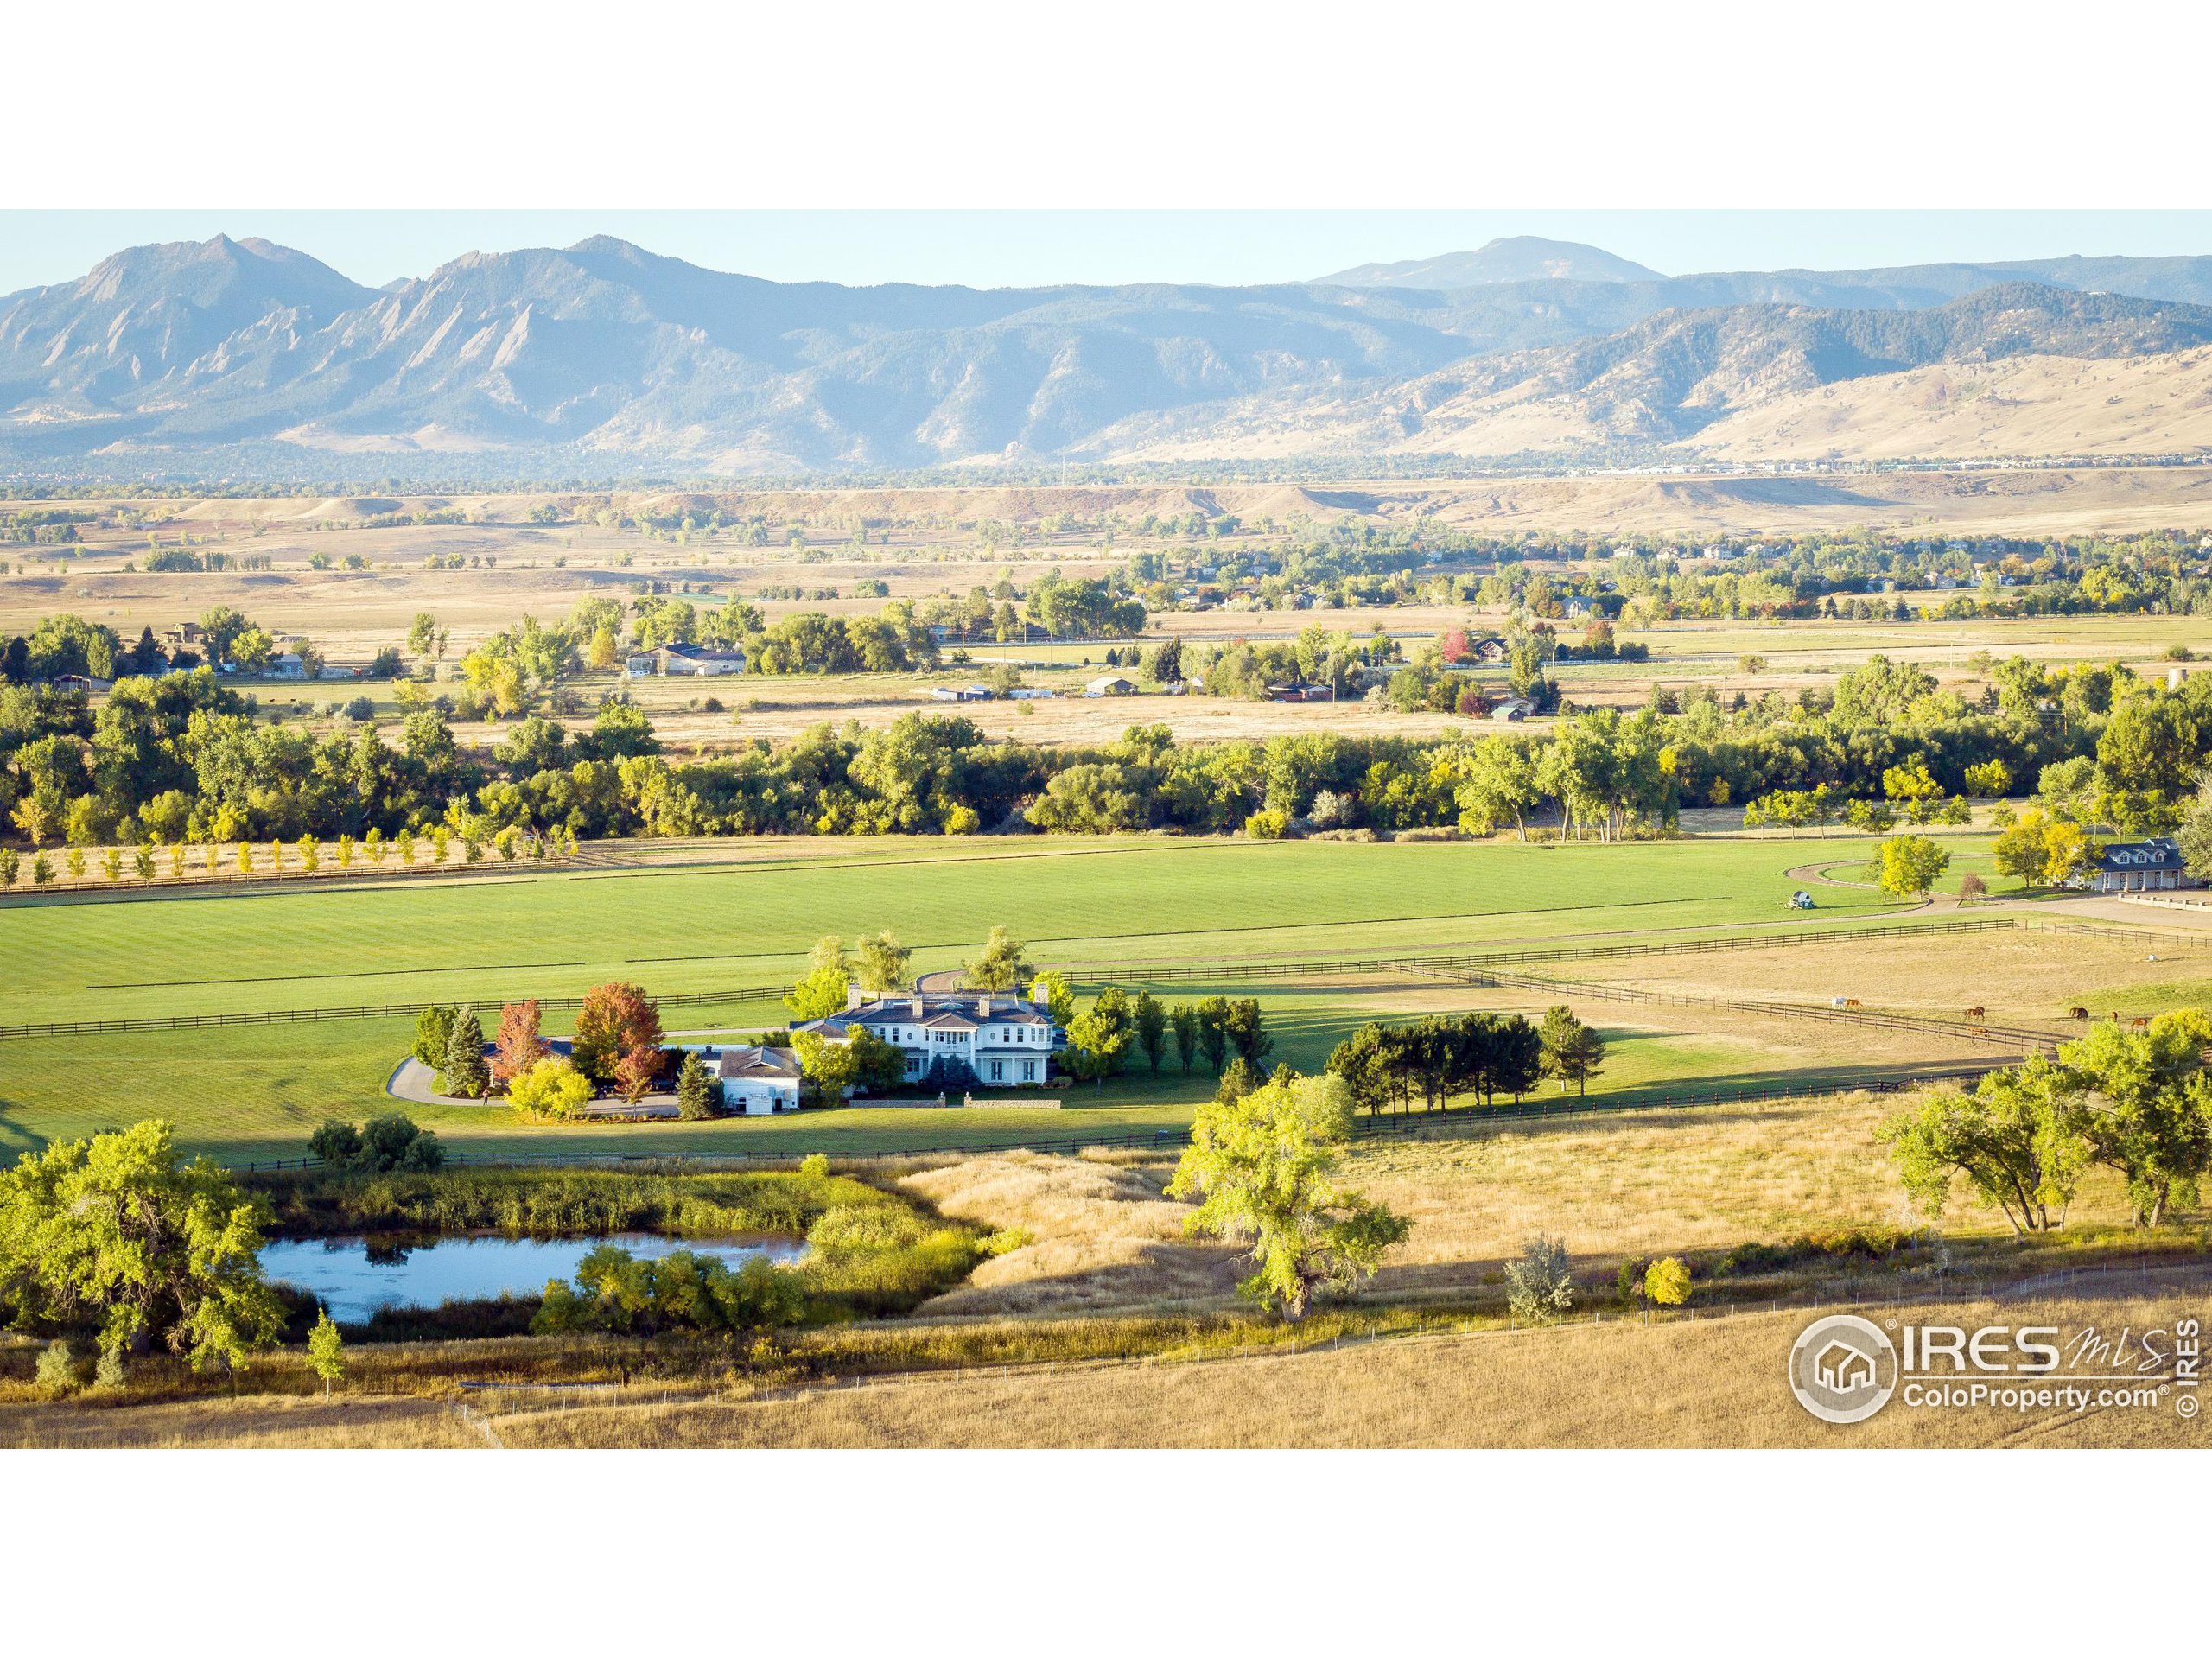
262;1233;805;1324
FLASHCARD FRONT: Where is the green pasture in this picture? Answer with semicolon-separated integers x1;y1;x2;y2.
0;834;1923;1027
1;833;2005;1163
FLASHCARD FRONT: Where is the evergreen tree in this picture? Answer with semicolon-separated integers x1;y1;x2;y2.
677;1051;715;1120
442;1007;489;1098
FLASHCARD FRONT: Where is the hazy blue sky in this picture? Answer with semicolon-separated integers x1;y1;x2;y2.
9;210;2212;293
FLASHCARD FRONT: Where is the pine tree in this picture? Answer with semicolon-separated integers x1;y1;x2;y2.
442;1007;489;1098
677;1052;715;1120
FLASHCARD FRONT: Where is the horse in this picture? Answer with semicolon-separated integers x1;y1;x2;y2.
2131;1016;2151;1030
1963;1006;1986;1020
2069;1007;2090;1021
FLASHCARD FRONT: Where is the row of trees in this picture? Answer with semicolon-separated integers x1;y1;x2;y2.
1325;1007;1605;1113
1883;1011;2212;1232
22;633;2212;865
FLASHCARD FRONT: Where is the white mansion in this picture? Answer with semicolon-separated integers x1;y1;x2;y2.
796;987;1064;1088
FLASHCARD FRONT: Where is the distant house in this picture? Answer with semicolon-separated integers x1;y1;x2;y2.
2085;836;2197;894
317;664;359;681
624;643;747;677
1006;686;1056;700
162;622;205;650
795;988;1063;1090
265;653;307;680
48;673;113;696
1489;696;1539;722
1468;636;1510;664
658;643;747;677
1266;683;1333;703
1084;675;1137;698
931;684;993;702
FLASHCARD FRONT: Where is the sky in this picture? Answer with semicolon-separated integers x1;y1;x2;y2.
8;210;2212;295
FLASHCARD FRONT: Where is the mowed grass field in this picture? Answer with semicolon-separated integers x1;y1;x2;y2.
0;833;2019;1163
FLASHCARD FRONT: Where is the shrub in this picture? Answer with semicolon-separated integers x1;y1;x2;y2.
35;1340;83;1396
1503;1234;1575;1323
310;1113;443;1173
797;1153;830;1181
1242;808;1290;840
92;1350;127;1391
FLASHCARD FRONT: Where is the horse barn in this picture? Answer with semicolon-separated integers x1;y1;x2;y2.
2083;836;2199;893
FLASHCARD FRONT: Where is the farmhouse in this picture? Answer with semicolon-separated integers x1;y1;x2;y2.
1084;674;1137;697
1490;696;1539;721
626;643;747;677
2085;836;2198;893
795;987;1064;1088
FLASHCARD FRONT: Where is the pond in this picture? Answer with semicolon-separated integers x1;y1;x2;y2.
262;1233;806;1324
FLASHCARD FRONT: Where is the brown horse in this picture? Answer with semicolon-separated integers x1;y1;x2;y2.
2131;1016;2151;1030
2069;1007;2090;1021
1963;1006;1986;1020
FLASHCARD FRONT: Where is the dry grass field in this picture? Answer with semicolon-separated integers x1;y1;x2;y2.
1566;926;2212;1028
30;1286;2191;1450
480;1290;2208;1449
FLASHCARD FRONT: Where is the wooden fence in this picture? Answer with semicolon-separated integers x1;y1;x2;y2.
231;1065;1989;1174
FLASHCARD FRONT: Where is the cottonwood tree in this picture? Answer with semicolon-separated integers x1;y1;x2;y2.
1194;996;1231;1073
1166;1072;1409;1321
1028;971;1076;1027
855;930;912;993
0;1119;283;1370
1880;1058;2083;1234
2061;1014;2212;1228
964;925;1031;992
1872;834;1950;901
785;937;854;1020
793;1029;906;1105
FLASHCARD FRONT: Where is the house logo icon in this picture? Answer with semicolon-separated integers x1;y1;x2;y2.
1789;1314;1898;1424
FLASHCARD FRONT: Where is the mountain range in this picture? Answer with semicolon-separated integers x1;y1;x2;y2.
7;233;2212;479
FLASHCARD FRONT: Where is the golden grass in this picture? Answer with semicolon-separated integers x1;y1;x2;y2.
898;1150;1237;1315
476;1289;2212;1449
0;1394;484;1449
1573;929;2203;1028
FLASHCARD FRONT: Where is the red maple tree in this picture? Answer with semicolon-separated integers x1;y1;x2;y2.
490;999;550;1088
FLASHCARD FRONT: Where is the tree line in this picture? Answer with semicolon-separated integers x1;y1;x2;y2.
1326;1007;1605;1114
